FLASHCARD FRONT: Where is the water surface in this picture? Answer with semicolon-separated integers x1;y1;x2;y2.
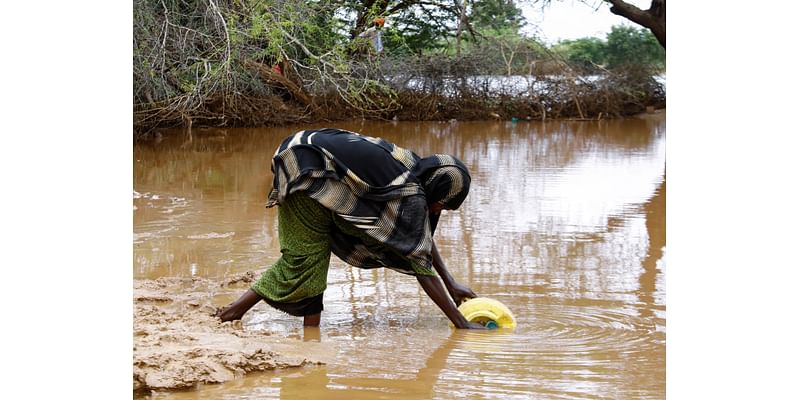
134;112;666;399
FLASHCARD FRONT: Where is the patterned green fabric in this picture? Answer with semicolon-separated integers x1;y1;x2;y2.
252;192;436;304
251;193;333;303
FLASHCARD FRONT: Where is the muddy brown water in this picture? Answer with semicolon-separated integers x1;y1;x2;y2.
134;112;666;399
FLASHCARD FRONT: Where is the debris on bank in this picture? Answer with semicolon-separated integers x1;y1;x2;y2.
133;276;331;393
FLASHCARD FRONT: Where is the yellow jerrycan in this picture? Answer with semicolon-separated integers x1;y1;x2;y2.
454;297;517;329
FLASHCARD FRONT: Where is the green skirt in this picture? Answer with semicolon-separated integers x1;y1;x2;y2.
251;193;333;309
251;191;435;316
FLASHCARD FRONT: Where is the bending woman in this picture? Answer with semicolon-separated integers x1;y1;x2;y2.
216;128;485;329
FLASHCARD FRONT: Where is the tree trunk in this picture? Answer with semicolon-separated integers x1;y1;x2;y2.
242;59;314;107
606;0;666;48
455;0;467;56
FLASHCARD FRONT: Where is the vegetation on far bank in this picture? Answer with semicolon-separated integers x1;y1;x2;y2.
133;0;665;136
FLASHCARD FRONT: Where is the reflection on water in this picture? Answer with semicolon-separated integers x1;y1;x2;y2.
135;112;666;399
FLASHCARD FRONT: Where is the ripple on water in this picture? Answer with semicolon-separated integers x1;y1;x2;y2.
230;288;663;400
133;119;666;399
186;232;236;239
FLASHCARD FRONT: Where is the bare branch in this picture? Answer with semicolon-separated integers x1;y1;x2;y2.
605;0;665;48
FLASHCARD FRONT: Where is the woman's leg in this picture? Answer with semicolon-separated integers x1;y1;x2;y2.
251;192;333;321
303;313;321;327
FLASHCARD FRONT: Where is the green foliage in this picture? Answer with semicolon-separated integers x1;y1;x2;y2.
333;0;524;56
451;1;544;75
605;25;665;69
552;37;606;71
133;0;666;132
295;3;348;54
385;5;458;55
553;25;665;72
471;0;525;34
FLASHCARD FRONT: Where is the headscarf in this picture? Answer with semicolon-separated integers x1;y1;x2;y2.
412;154;471;209
411;154;471;232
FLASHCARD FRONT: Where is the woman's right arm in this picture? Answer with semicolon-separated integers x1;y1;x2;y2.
416;274;485;329
431;242;478;305
216;289;263;322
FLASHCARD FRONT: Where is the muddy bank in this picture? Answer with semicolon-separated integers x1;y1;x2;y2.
133;274;332;393
134;65;666;137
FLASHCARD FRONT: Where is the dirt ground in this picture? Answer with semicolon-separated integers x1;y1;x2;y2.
133;273;332;393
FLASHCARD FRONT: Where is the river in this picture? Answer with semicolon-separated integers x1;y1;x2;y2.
134;111;666;399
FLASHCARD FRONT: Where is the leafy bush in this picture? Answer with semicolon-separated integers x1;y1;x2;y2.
553;25;665;72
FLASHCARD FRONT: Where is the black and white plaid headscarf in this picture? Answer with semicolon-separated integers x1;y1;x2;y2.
266;128;470;275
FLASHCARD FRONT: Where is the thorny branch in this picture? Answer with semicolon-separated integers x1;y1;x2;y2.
133;0;664;134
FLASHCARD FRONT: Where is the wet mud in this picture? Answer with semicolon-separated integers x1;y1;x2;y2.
133;274;333;393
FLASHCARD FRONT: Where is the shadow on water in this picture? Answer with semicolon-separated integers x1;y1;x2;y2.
639;175;666;323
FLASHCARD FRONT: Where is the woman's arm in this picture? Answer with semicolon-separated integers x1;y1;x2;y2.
431;241;478;305
416;274;485;329
216;289;263;322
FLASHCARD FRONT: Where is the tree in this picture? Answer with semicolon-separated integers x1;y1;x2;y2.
471;0;525;32
387;2;460;55
533;0;666;49
552;37;606;71
605;25;664;68
338;0;458;41
605;0;665;48
553;25;664;71
489;28;529;75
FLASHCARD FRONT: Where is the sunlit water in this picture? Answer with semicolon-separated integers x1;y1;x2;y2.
134;112;666;399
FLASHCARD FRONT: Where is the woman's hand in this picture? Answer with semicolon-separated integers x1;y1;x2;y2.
448;282;478;306
465;321;488;329
214;289;263;322
215;303;246;322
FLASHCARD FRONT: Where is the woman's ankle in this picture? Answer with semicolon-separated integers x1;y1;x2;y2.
303;313;321;326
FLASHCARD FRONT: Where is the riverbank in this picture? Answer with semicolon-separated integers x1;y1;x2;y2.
134;69;666;138
133;273;334;394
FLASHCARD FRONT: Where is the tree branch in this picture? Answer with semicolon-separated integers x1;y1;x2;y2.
606;0;665;47
207;0;231;73
605;0;653;27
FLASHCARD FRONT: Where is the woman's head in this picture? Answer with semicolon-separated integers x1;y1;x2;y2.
413;155;471;211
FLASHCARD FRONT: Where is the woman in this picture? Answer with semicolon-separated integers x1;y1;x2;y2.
216;128;485;329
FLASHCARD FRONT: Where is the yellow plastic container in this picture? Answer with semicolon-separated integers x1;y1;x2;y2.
455;297;517;329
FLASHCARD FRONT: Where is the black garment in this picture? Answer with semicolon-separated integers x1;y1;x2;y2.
263;292;324;317
267;128;471;275
303;128;408;187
